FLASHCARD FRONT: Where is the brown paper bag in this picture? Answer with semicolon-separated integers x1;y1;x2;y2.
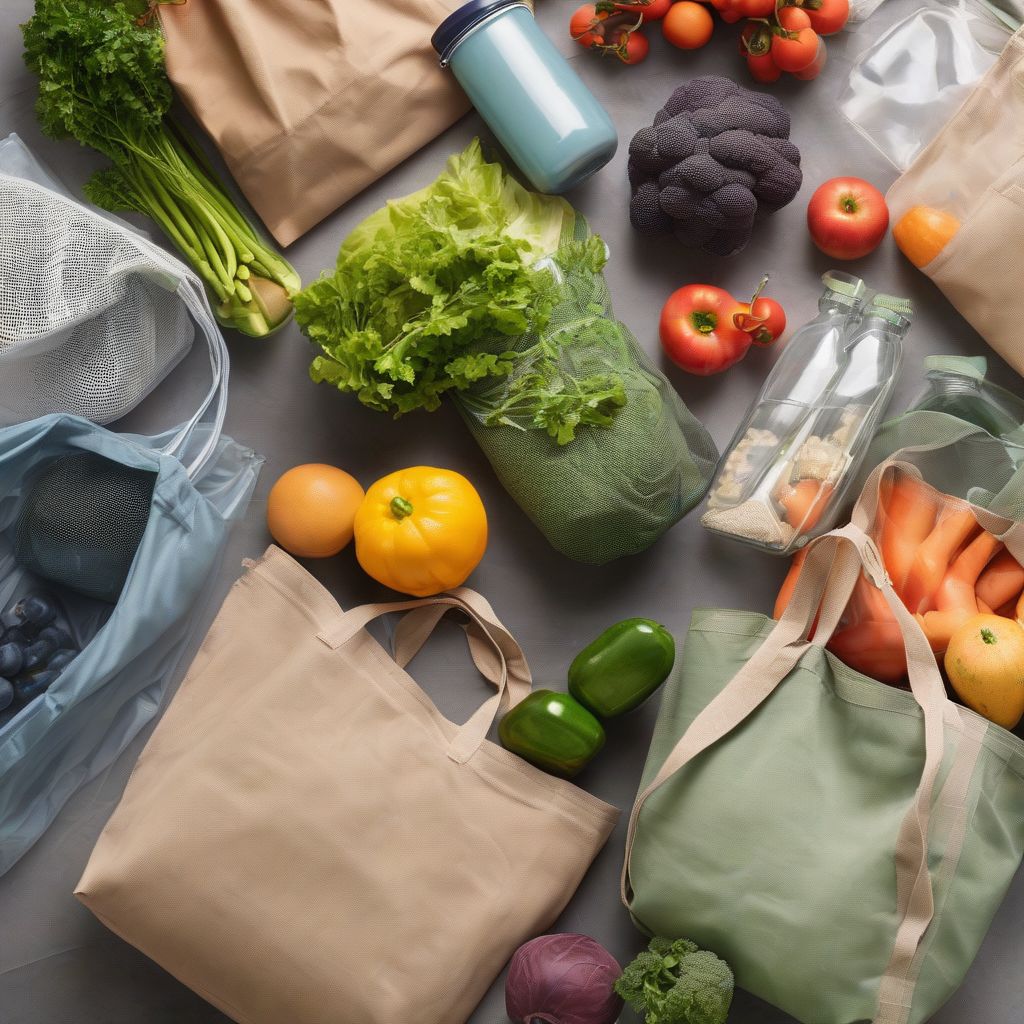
76;547;618;1024
159;0;472;246
887;27;1024;377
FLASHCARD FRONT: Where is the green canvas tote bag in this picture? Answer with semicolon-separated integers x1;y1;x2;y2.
622;492;1024;1024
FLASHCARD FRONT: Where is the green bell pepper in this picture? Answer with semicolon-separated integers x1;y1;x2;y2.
498;690;605;778
568;617;675;718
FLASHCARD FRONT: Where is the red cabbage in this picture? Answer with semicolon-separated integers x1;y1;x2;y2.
505;933;623;1024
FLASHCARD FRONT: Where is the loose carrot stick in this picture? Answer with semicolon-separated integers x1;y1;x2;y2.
828;621;907;684
903;508;979;614
916;608;975;654
878;475;937;599
976;549;1024;611
934;531;1002;613
774;548;808;620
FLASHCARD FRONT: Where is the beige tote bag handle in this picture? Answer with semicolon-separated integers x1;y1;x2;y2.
621;514;952;1024
317;588;532;764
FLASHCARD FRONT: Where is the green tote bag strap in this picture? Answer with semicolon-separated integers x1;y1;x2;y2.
317;588;532;764
621;518;952;1024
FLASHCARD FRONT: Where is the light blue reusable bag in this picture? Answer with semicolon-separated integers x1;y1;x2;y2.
0;144;262;875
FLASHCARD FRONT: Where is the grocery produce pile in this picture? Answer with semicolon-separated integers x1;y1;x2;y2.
3;1;1024;1023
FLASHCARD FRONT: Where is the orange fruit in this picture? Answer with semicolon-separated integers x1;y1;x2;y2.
266;464;365;558
892;206;960;269
662;1;714;49
945;614;1024;730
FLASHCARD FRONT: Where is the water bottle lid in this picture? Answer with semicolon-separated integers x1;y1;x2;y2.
869;293;914;327
821;270;866;306
432;0;529;66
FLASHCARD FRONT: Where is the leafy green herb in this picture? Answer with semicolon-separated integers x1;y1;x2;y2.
615;937;734;1024
22;0;299;336
294;140;630;443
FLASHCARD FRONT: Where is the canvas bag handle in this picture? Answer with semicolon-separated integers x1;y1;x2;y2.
621;514;951;1024
317;587;532;764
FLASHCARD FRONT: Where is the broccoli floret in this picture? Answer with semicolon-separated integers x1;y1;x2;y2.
615;937;734;1024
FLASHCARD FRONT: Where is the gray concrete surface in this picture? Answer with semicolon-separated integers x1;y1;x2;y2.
1;0;1022;1021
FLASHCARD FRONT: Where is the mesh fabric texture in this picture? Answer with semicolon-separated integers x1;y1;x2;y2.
628;76;802;257
0;175;193;425
454;217;719;564
14;452;157;603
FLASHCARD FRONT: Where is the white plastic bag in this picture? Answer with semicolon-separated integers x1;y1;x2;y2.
0;134;218;426
840;0;1023;169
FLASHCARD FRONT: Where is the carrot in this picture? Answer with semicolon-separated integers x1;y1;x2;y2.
828;621;907;684
916;609;974;654
779;480;834;533
996;600;1017;618
902;508;979;614
774;548;808;620
975;549;1024;611
934;531;1002;613
878;475;937;599
978;598;995;615
847;571;896;627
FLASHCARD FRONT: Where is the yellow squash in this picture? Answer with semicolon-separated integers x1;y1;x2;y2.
945;614;1024;730
354;467;488;597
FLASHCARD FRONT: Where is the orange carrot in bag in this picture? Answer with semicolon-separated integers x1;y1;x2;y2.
975;549;1024;611
903;508;979;613
773;548;808;620
878;475;937;598
934;531;1003;613
916;608;975;654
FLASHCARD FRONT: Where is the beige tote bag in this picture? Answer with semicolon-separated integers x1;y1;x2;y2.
76;546;618;1024
887;26;1024;377
158;0;473;246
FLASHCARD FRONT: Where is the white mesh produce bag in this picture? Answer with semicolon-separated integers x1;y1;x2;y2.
0;134;213;425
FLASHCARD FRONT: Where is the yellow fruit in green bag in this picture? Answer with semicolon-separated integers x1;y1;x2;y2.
945;614;1024;729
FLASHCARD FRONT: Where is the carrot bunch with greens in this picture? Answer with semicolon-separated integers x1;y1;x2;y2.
21;0;300;337
774;470;1024;684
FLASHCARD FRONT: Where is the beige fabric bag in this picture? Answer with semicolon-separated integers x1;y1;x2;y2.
75;546;618;1024
158;0;472;246
887;26;1024;376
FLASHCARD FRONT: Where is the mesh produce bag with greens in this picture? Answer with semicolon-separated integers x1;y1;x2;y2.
295;141;717;563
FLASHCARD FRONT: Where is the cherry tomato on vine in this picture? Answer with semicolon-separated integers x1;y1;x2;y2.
777;5;812;29
616;0;673;20
804;0;850;34
746;51;782;82
610;28;651;62
570;3;604;46
772;23;819;71
793;35;827;78
739;0;777;16
734;296;787;346
660;284;753;375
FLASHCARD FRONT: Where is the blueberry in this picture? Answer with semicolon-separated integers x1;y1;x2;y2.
15;595;58;628
0;642;24;677
1;626;31;647
22;639;56;673
0;677;12;712
14;669;59;704
47;649;78;673
38;625;74;650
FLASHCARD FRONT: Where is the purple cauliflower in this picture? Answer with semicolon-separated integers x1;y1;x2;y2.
628;76;802;257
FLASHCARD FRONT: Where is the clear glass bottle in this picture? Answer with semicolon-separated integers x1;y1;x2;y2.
702;271;867;552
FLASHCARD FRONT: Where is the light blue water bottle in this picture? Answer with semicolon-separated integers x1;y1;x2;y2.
431;0;618;194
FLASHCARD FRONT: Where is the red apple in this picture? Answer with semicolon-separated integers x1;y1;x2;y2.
807;177;890;260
